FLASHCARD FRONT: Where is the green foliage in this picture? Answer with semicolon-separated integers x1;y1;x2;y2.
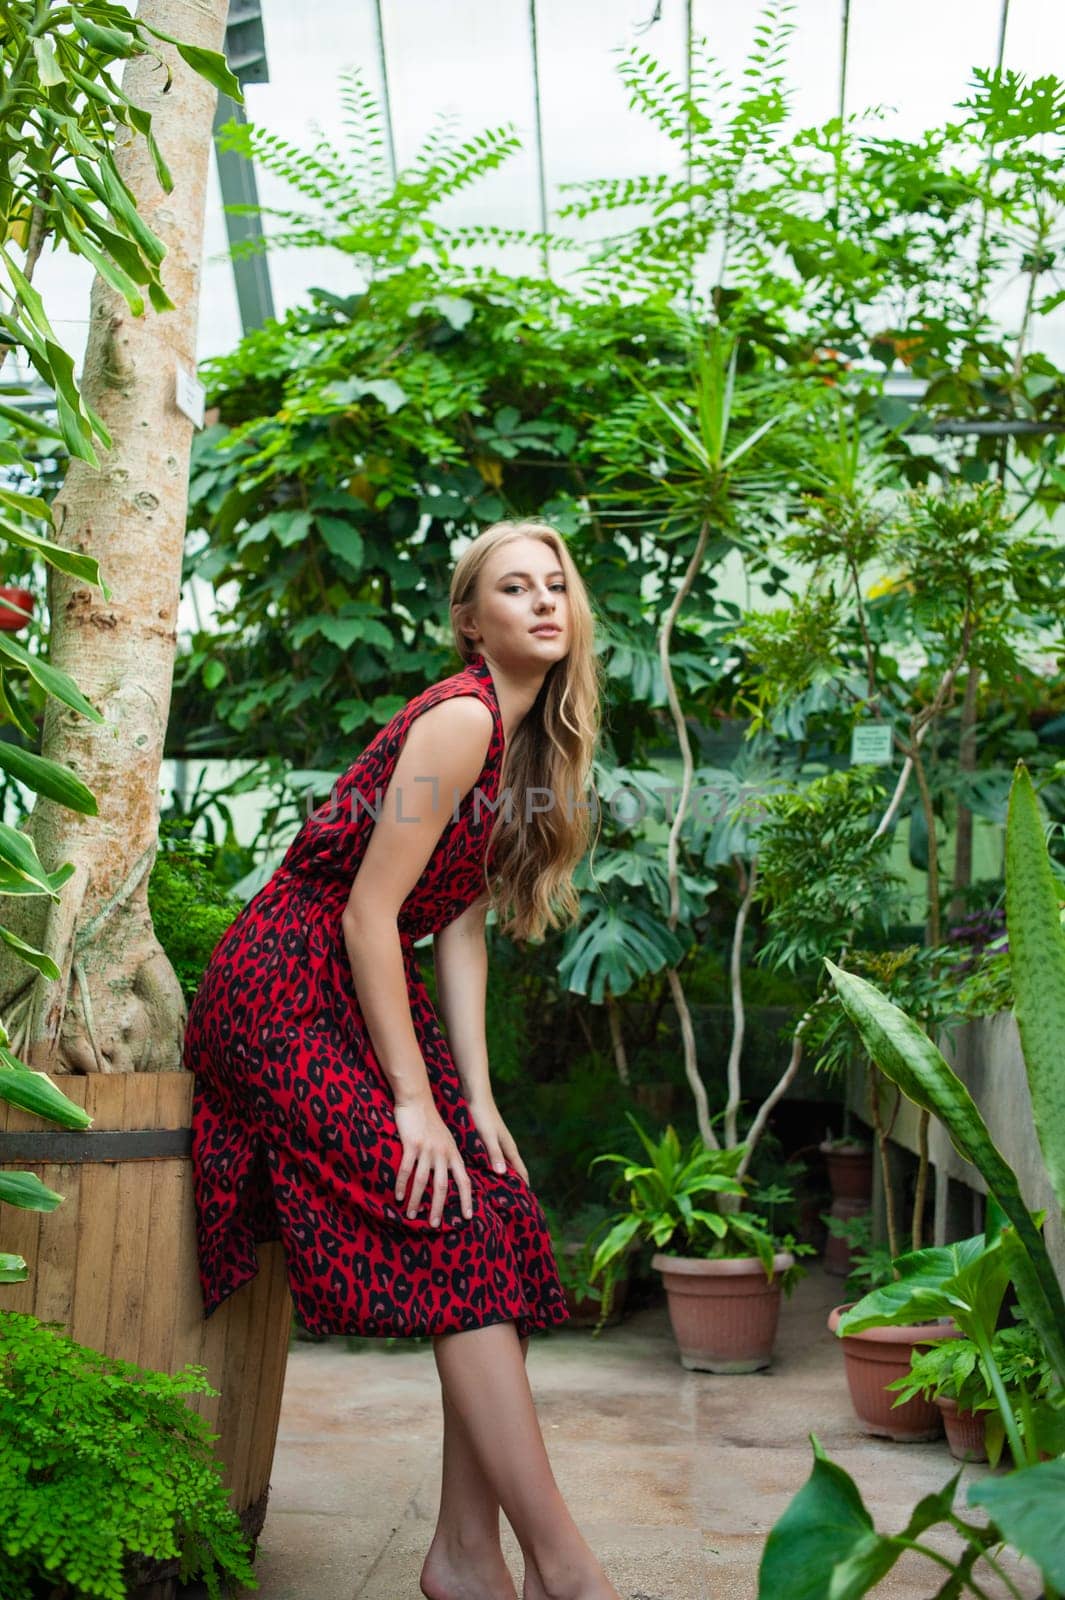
147;830;244;1002
820;1210;894;1298
588;1115;813;1316
752;769;901;972
0;1311;257;1600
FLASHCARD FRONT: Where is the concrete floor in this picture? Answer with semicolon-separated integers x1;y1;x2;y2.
243;1266;1042;1600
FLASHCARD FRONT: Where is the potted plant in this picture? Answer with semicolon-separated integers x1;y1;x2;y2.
589;1114;812;1372
888;1318;1056;1465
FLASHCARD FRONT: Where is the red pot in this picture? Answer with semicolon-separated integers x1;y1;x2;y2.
652;1251;794;1373
0;587;34;631
820;1142;874;1203
936;1396;988;1462
829;1303;961;1442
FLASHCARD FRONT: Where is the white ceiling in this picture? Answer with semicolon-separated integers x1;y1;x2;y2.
31;0;1061;372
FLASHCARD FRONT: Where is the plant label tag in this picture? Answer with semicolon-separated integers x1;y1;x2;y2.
850;723;894;766
175;365;206;429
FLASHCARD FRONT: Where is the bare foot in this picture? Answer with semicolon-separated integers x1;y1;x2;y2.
522;1552;622;1600
420;1532;519;1600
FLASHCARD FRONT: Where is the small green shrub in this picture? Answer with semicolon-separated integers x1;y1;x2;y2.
0;1311;258;1600
148;830;244;1001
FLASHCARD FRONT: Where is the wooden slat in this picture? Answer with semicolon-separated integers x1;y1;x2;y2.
106;1077;155;1364
213;1269;253;1494
34;1162;78;1327
71;1158;120;1352
0;1197;41;1315
246;1246;293;1495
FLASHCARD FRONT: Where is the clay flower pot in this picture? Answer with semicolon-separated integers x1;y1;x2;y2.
935;1395;988;1462
829;1303;961;1441
652;1251;794;1373
820;1141;874;1278
820;1141;874;1203
0;586;34;632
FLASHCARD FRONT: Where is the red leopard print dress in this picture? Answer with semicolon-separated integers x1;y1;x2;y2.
183;651;570;1339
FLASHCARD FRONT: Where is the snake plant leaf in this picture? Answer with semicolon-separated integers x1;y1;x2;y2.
825;960;1065;1383
1005;762;1065;1222
968;1460;1065;1588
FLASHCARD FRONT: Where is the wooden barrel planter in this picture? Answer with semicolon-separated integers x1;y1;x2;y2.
0;1071;293;1595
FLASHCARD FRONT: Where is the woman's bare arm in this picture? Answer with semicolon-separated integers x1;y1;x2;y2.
341;695;493;1224
434;896;492;1106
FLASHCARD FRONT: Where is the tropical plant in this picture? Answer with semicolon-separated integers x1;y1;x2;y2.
0;0;241;1276
757;761;1065;1597
588;1114;811;1320
889;1317;1056;1467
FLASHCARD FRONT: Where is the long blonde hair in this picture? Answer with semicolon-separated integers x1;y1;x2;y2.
450;520;603;943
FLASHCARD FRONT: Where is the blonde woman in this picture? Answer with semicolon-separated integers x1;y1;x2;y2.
185;521;620;1600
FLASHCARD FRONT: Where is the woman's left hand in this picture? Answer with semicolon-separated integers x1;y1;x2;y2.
468;1095;529;1184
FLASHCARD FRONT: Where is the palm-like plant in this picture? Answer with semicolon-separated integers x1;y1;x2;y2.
214;66;528;278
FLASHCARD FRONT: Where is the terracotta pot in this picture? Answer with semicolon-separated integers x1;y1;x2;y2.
0;586;34;632
936;1395;988;1462
829;1303;961;1441
652;1251;794;1373
820;1141;874;1203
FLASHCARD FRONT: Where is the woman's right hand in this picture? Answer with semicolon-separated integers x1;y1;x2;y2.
393;1093;473;1228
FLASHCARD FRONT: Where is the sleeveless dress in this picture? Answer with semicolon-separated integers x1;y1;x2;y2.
183;651;570;1339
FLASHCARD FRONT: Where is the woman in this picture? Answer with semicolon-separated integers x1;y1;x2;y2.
184;519;621;1600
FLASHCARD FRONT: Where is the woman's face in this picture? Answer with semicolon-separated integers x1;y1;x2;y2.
463;537;571;670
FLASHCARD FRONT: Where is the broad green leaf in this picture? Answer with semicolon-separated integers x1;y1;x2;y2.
0;487;51;520
0;402;63;441
1005;763;1065;1221
0;736;97;812
65;227;145;316
0;925;61;980
0;245;57;341
0;630;104;722
836;1234;1007;1342
758;1437;899;1600
968;1460;1065;1586
0;821;67;892
0;1053;93;1129
316;516;365;571
71;12;138;54
0;667;38;741
0;1169;64;1211
826;960;1065;1381
32;34;66;86
0;1253;28;1282
133;21;244;98
0;859;75;898
0;511;107;586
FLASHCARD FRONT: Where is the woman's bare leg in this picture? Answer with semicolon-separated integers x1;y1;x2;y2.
420;1357;525;1600
421;1335;530;1599
431;1322;620;1600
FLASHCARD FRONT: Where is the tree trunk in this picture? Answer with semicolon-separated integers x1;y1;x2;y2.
0;0;229;1073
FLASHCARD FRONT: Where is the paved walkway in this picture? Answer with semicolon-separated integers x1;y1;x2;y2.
247;1266;1040;1600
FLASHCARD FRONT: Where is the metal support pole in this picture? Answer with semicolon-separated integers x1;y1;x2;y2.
529;0;551;279
372;0;398;186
